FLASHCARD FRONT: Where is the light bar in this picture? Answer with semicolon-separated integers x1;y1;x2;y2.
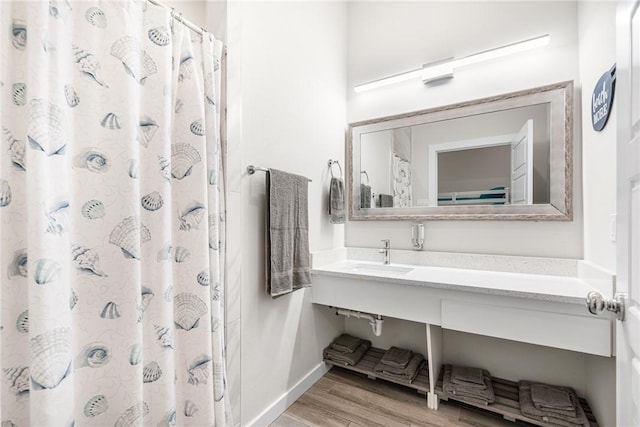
354;34;550;93
354;68;423;93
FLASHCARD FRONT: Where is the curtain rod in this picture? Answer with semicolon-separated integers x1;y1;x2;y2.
147;0;207;36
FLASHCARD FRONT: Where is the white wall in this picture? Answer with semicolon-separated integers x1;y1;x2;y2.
577;3;618;426
164;0;207;28
156;1;226;44
346;316;427;356
361;130;392;198
228;2;348;424
579;2;617;273
438;145;510;194
346;1;583;258
444;331;590;394
207;1;227;43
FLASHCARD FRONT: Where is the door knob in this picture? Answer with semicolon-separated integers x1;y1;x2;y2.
586;291;625;321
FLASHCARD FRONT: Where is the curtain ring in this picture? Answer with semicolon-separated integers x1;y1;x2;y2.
328;160;342;179
170;8;180;27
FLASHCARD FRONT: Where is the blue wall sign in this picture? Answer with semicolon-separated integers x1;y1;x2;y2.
592;64;616;132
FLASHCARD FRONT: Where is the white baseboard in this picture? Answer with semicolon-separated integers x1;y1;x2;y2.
246;362;330;427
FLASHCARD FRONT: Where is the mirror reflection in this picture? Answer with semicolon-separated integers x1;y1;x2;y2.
348;81;572;221
359;103;550;209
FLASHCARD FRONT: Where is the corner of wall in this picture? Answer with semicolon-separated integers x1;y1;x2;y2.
245;363;331;427
584;354;616;427
223;1;243;424
577;0;617;273
232;2;348;424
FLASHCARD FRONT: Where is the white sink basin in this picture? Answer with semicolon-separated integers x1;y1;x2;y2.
343;262;414;276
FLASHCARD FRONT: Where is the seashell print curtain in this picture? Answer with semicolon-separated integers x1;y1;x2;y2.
392;154;412;208
0;1;230;426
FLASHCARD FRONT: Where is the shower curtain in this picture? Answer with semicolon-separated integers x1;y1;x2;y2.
0;2;230;426
392;154;412;208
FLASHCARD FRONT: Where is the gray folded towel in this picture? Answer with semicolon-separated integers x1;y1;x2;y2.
379;346;413;369
377;359;424;385
360;184;371;208
330;334;368;354
519;381;589;427
442;364;495;404
265;169;311;297
329;177;345;224
451;365;490;389
379;194;393;208
323;342;370;366
374;353;424;383
531;383;576;412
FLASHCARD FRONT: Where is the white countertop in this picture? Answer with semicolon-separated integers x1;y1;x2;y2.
312;260;597;305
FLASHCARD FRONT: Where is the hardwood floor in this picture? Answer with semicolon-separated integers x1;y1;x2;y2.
271;368;533;427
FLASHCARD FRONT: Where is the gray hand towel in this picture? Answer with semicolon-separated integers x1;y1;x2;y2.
451;365;489;389
519;381;589;427
379;194;393;208
379;346;413;369
329;177;345;224
330;334;365;353
265;169;311;297
374;353;424;383
442;364;495;404
323;342;370;366
531;383;576;412
360;184;371;208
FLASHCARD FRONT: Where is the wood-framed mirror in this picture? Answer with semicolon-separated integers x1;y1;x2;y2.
347;81;573;221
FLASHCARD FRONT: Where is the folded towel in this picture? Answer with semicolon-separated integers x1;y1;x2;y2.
330;334;367;354
531;383;576;412
451;365;489;389
379;194;393;208
519;381;589;427
323;342;370;366
528;382;578;418
265;169;311;297
379;346;413;369
374;353;424;383
377;358;425;384
329;177;345;224
442;364;495;404
360;184;371;209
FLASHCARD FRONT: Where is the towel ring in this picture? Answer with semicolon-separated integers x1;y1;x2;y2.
328;159;342;179
360;170;369;184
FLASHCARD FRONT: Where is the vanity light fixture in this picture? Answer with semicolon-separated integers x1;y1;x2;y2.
354;34;550;93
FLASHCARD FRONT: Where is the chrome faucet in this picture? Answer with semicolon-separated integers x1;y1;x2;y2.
379;239;390;264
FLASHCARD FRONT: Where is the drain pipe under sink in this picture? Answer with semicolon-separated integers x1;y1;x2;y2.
334;308;384;336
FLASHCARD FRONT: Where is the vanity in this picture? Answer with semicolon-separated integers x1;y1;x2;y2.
310;248;614;416
319;80;615;424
